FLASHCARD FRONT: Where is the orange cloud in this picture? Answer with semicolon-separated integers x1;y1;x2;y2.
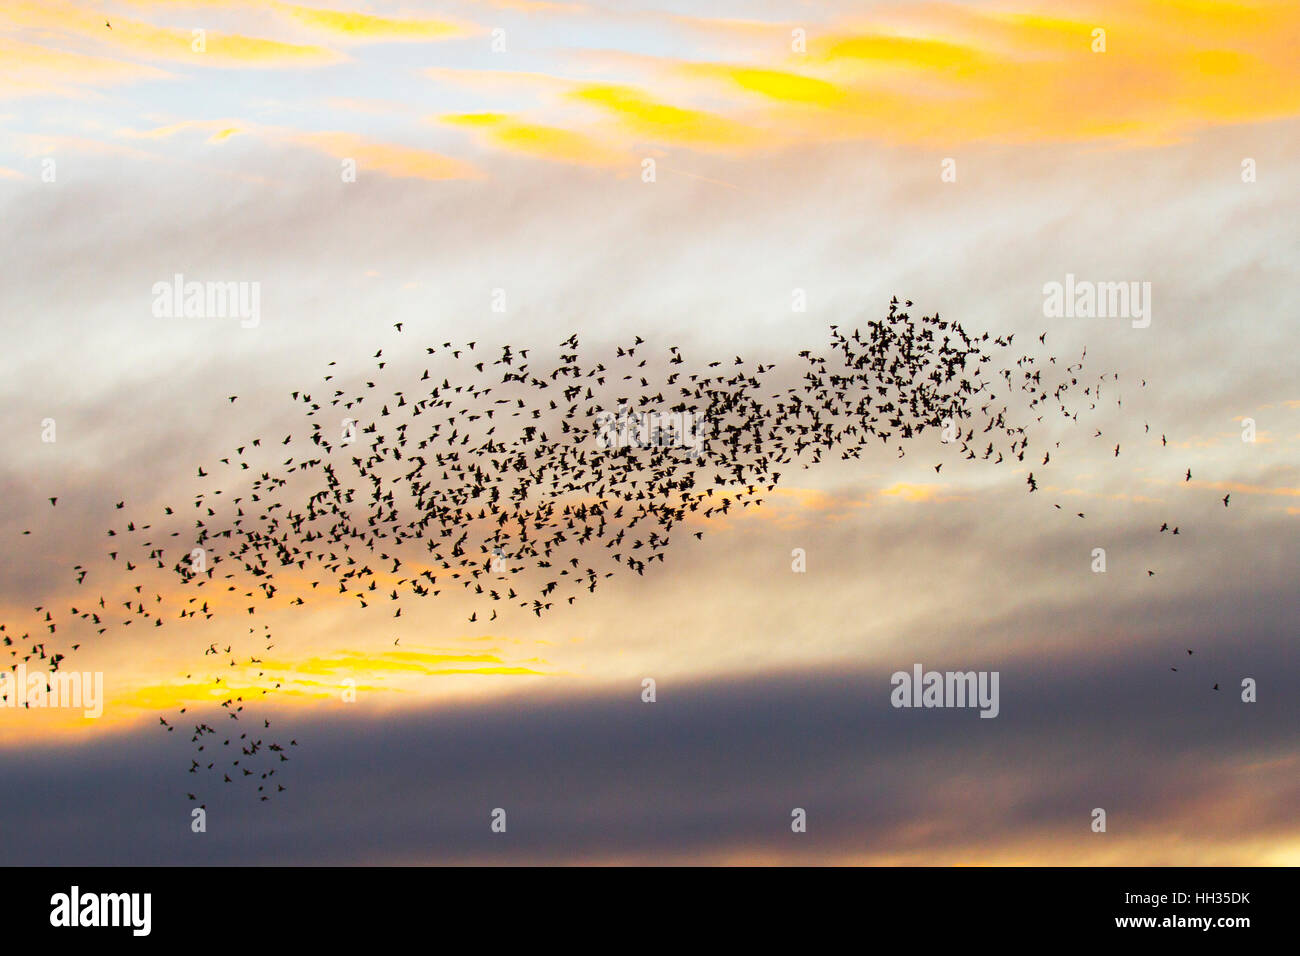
289;130;482;180
879;482;956;503
1188;480;1300;497
655;0;1300;148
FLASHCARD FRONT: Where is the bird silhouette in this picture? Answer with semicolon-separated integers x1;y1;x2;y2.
7;297;1227;802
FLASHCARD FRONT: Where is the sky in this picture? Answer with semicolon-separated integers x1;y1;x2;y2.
0;0;1297;864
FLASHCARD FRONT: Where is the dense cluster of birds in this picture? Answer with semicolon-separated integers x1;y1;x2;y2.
3;299;1233;803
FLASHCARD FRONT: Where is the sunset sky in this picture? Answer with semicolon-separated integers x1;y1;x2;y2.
0;0;1296;864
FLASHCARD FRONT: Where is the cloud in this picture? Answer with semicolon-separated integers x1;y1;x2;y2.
267;2;474;41
440;112;628;166
286;130;482;180
4;0;343;68
878;481;960;503
586;1;1300;150
566;83;763;150
0;626;1294;864
10;132;162;161
679;64;848;107
0;7;1296;866
115;119;247;143
1187;480;1300;497
0;36;171;98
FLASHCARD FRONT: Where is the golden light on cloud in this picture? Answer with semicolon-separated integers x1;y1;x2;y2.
441;112;627;166
268;2;472;41
817;32;994;79
879;482;952;503
4;1;342;67
567;84;762;150
680;64;847;107
0;644;549;743
0;0;1296;873
2;0;1297;172
640;1;1300;149
795;0;1300;145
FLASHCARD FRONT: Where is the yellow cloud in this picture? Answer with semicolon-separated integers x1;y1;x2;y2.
10;0;1300;162
817;32;994;79
268;2;472;41
0;638;548;742
441;112;627;166
567;83;761;149
260;648;535;677
680;64;847;107
5;1;341;68
670;0;1300;147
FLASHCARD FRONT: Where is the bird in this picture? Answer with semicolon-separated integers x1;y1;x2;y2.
10;296;1202;802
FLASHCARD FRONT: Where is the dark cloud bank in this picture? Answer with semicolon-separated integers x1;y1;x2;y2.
0;612;1294;865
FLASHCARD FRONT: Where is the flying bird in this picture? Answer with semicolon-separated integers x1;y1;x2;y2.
9;298;1208;801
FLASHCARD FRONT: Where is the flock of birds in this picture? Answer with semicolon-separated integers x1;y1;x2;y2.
3;299;1232;803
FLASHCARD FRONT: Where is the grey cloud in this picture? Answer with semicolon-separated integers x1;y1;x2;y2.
0;619;1293;865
